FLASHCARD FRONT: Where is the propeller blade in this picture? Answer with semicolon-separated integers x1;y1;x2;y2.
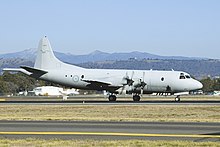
142;72;145;82
141;88;144;96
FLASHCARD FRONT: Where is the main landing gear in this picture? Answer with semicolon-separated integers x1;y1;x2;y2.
133;95;141;102
108;94;141;102
108;95;117;102
175;95;180;102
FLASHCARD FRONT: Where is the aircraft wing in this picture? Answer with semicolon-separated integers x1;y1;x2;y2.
82;79;121;92
82;79;111;86
20;66;48;78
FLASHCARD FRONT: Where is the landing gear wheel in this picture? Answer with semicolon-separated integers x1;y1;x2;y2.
108;95;117;102
175;96;180;102
133;95;141;102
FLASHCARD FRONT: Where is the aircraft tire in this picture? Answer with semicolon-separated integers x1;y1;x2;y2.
175;96;180;102
133;95;140;101
108;95;117;101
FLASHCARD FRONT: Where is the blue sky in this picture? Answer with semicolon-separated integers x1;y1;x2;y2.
0;0;219;58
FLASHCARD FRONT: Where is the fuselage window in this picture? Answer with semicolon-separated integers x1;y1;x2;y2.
161;77;164;81
81;75;84;79
65;75;67;77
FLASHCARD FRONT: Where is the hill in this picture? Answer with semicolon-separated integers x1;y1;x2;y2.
0;48;205;64
0;49;219;78
78;59;220;78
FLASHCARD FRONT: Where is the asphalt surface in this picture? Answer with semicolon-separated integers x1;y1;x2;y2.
1;100;220;105
1;96;220;105
0;121;220;141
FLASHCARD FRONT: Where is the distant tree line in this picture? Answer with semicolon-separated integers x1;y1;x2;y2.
0;72;53;95
200;77;220;93
0;72;219;95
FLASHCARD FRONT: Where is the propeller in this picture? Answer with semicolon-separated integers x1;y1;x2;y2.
140;72;146;96
127;71;134;86
119;71;146;95
119;71;134;94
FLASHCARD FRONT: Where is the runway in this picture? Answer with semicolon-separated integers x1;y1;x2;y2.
1;95;220;105
1;100;220;105
0;121;220;141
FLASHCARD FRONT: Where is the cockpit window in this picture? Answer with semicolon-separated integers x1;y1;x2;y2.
179;73;191;79
185;75;191;79
179;73;185;79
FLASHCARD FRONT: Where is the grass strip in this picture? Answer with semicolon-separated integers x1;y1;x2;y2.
0;105;220;122
0;138;220;147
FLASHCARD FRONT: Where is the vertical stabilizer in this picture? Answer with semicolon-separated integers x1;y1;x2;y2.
34;36;61;70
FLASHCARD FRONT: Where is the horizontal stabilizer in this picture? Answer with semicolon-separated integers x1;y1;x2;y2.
20;66;48;78
20;66;47;74
3;68;31;75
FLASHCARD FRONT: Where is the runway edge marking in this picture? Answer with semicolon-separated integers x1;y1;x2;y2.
0;132;220;138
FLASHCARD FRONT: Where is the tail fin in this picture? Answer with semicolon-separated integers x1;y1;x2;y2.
34;36;61;70
34;36;84;71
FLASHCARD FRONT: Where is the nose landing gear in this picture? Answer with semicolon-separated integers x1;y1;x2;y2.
175;95;180;102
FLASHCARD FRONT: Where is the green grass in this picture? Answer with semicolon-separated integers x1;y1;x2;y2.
0;138;219;147
0;105;220;122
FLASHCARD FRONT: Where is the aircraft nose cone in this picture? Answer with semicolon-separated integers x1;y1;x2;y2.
196;81;203;90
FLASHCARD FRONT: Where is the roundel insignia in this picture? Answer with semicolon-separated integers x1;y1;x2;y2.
72;75;79;82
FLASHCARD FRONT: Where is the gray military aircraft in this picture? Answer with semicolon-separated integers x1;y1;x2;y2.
3;36;203;101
